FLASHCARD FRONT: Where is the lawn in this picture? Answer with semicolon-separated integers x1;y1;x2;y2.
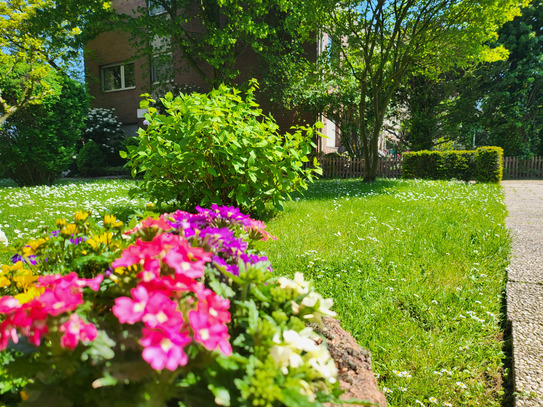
260;178;510;407
0;177;510;406
0;178;147;264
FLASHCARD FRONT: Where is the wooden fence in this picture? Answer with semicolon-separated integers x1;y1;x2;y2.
312;156;403;179
503;156;543;179
311;155;543;180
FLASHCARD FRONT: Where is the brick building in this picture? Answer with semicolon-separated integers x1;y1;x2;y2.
84;0;346;153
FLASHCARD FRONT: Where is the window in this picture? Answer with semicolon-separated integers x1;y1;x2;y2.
148;0;167;16
101;62;135;92
151;54;173;84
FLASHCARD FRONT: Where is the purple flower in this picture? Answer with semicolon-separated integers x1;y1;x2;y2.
196;205;251;227
168;211;211;237
199;227;247;256
212;255;239;276
240;253;273;272
71;237;86;246
10;254;38;265
143;119;150;126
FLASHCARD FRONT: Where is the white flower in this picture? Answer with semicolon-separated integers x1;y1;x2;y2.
0;230;8;246
456;381;467;389
301;292;337;318
278;272;310;295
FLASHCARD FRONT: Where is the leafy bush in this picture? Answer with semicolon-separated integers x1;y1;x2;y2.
80;108;127;168
0;74;88;186
77;140;107;176
402;147;502;183
474;146;503;183
0;207;348;406
124;82;322;214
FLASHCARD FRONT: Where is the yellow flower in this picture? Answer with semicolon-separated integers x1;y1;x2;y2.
87;232;112;251
56;218;67;228
20;391;29;401
74;211;90;222
61;223;78;237
0;276;11;288
13;269;37;289
15;286;44;304
22;238;48;256
104;214;123;228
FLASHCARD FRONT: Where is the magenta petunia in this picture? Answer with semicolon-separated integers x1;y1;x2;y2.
140;292;184;332
39;285;84;316
140;328;191;371
113;285;150;324
59;314;98;350
188;310;232;356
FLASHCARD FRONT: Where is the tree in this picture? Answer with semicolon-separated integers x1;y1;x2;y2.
116;0;310;90
292;0;528;181
0;0;112;126
0;75;89;186
443;0;543;156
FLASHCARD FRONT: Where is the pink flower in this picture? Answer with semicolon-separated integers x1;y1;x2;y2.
59;314;98;350
124;216;172;235
36;272;103;292
24;303;48;346
246;219;277;241
112;238;160;270
0;309;30;350
38;285;83;316
0;296;22;313
188;310;232;356
113;285;150;324
140;328;191;371
140;292;184;332
196;288;231;325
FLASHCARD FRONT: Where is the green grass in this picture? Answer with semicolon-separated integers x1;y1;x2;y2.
0;178;147;263
0;177;510;406
260;178;510;407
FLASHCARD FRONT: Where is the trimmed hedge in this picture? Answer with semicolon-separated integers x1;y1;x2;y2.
402;147;503;183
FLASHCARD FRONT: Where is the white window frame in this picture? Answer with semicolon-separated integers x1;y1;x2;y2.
100;62;136;93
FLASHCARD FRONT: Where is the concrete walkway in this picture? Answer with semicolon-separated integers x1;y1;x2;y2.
503;180;543;406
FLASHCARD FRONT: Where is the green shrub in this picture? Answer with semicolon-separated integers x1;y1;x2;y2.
402;147;502;183
124;81;322;214
474;146;503;183
0;74;88;186
77;140;106;176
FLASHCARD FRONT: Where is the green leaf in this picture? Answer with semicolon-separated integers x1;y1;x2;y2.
208;384;231;406
281;388;316;407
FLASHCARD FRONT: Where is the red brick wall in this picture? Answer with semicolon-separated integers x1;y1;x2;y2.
84;0;318;136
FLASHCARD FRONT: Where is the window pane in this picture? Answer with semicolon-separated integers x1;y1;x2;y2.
103;65;121;91
124;63;135;88
151;55;172;83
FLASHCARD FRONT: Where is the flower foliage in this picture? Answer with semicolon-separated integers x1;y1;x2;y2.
123;82;322;215
0;206;344;406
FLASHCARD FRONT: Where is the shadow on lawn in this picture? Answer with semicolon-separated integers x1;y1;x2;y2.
291;177;404;201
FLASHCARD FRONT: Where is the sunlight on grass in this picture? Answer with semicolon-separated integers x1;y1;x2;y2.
0;179;147;263
262;178;510;407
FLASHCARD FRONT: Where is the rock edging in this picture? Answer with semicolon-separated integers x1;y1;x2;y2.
316;317;387;407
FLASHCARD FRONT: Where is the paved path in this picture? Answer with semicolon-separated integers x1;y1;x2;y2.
503;180;543;406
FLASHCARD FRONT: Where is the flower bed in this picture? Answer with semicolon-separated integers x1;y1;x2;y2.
0;206;350;406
